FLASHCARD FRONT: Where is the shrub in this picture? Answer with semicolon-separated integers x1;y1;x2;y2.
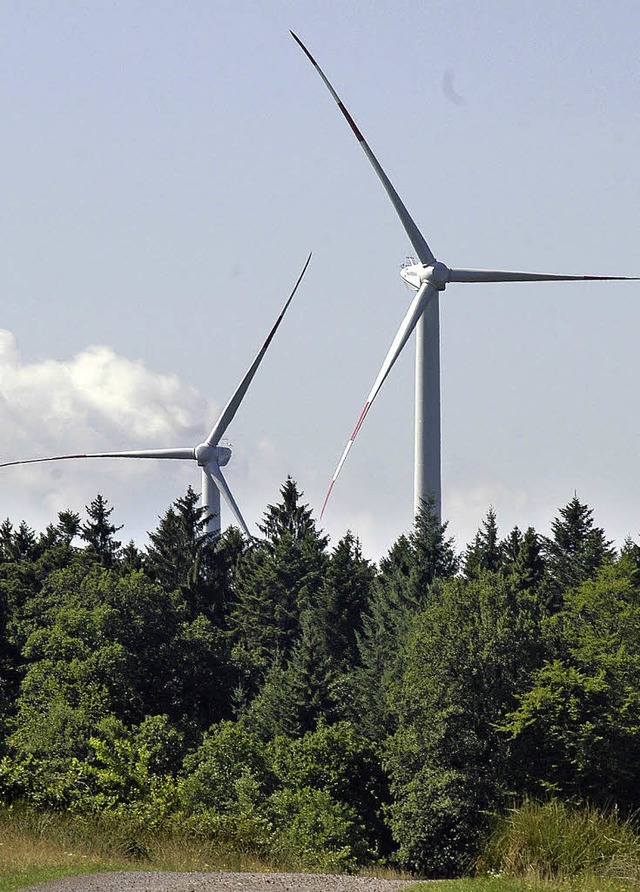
180;721;272;814
268;721;390;856
267;786;366;873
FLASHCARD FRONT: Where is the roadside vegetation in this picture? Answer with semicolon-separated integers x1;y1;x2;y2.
2;480;640;887
2;800;640;892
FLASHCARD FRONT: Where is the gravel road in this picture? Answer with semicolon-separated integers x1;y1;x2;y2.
20;871;417;892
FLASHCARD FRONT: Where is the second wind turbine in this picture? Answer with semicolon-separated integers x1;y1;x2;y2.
291;32;638;524
1;255;311;538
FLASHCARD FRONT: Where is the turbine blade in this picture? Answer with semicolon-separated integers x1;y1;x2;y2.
0;447;195;469
449;268;640;284
205;252;312;447
204;462;251;538
291;32;436;267
321;281;437;518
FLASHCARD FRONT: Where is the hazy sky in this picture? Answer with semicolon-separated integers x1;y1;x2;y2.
2;0;639;559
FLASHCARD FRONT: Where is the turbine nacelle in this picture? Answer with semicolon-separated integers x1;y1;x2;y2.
400;261;450;291
195;442;231;468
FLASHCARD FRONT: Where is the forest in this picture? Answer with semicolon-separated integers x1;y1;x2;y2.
1;479;639;878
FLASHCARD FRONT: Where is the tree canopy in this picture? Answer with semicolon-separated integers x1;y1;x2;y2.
0;487;636;876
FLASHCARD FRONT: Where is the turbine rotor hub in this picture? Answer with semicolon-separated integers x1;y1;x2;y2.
195;443;232;468
422;261;450;291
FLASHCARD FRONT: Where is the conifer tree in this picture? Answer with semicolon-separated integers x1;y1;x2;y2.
238;659;299;739
378;533;413;579
242;609;339;738
315;532;374;673
502;526;546;592
543;495;615;600
0;519;13;562
463;507;501;578
258;476;321;543
284;608;338;733
355;501;457;739
0;520;37;563
120;540;144;574
409;496;458;600
145;487;206;593
145;486;236;622
57;510;81;545
230;478;327;697
13;522;37;560
354;568;412;739
80;494;122;568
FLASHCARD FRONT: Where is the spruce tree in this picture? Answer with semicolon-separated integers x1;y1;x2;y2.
57;510;81;545
463;507;502;578
502;526;546;592
315;532;375;673
145;487;206;593
285;608;339;733
145;487;236;622
409;496;458;600
243;610;338;738
80;494;122;568
355;502;457;739
120;541;144;574
543;495;615;600
230;478;327;697
258;476;320;543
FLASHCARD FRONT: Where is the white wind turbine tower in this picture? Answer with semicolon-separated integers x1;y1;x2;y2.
1;254;311;538
291;32;639;524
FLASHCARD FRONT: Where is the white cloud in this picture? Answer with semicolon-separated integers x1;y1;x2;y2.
0;330;207;452
0;330;212;536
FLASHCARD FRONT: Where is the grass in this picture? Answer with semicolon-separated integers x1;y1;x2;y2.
0;807;130;890
2;801;640;892
407;879;640;892
478;799;640;884
0;802;409;888
404;800;640;892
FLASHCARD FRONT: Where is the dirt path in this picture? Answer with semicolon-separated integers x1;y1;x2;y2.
20;870;417;892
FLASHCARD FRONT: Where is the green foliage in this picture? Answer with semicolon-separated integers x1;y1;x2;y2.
230;479;328;695
268;721;390;856
543;496;615;603
315;532;375;673
385;572;546;876
409;496;459;598
464;508;502;579
503;558;640;809
180;721;272;815
501;527;545;593
267;786;365;872
2;486;640;877
179;720;387;870
241;607;340;738
80;495;122;568
145;487;207;594
355;500;457;741
86;715;183;814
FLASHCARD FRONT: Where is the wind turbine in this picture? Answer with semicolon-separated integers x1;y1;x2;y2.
1;254;312;538
291;32;638;524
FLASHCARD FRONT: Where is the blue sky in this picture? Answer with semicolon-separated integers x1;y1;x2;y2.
2;0;639;558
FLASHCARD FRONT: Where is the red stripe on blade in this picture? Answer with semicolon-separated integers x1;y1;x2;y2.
350;402;370;440
320;479;336;519
337;101;365;142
